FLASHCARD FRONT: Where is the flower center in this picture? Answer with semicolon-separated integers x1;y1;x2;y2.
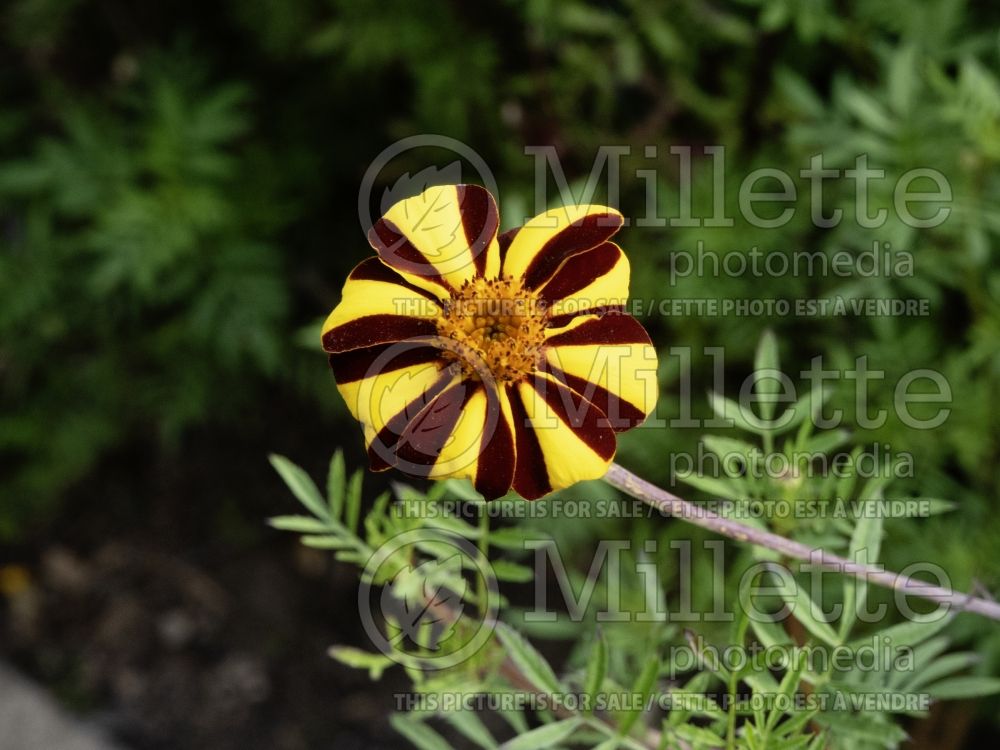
437;275;548;384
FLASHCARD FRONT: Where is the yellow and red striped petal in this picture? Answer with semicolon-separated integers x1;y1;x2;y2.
542;312;658;432
370;378;516;500
367;184;500;299
337;356;455;466
321;258;441;353
508;373;617;499
537;241;630;323
501;204;624;289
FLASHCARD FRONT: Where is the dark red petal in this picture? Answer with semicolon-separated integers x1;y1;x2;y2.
506;384;552;501
457;184;499;278
474;386;515;500
321;314;438;353
523;211;624;289
348;257;440;301
547;304;626;329
546;313;652;347
537;242;622;304
391;381;477;471
528;374;616;461
328;342;444;384
368;217;455;293
366;372;455;471
540;362;648;432
497;227;519;267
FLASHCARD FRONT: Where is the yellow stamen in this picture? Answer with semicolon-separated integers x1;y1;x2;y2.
437;275;548;384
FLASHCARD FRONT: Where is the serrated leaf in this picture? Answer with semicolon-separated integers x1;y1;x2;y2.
491;560;535;583
445;710;497;750
841;490;884;639
906;651;978;690
488;527;540;550
673;723;726;748
442;478;485;502
750;616;794;649
328;645;393;679
390;714;454;750
675;470;744;501
498;718;581;750
270;454;329;521
841;87;895;134
701;435;762;463
855;613;951;651
768;568;840;646
925;675;1000;699
495;622;563;695
664;690;726;721
801;429;851;455
816;711;907;748
382;555;467;649
708;392;767;434
617;656;659;736
775;67;826;118
497;707;529;735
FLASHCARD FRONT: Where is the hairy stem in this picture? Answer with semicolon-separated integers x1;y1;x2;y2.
603;463;1000;622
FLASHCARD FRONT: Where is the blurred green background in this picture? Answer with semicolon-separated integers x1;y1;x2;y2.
1;0;999;748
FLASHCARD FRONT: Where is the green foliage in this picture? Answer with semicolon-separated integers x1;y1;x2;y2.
3;0;1000;742
272;402;999;750
0;54;295;535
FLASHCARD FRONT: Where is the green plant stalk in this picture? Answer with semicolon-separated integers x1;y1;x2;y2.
725;670;737;750
478;507;490;616
603;463;1000;622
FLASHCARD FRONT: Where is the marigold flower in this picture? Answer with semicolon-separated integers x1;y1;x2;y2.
322;185;658;500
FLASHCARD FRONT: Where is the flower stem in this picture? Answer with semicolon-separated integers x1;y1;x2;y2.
603;463;1000;622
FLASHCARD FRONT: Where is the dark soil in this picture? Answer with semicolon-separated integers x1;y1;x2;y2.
0;401;412;750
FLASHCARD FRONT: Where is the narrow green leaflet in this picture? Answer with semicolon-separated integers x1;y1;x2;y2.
583;629;608;716
346;469;363;532
672;723;727;748
495;622;563;695
268;515;333;534
328;645;393;679
445;710;498;750
753;328;782;422
390;714;454;750
924;675;1000;700
269;453;329;521
769;568;840;646
498;717;582;750
709;392;768;434
617;656;659;736
491;560;535;583
327;449;346;517
840;490;884;639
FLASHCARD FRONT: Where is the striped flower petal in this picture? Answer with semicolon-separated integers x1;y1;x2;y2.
341;357;455;469
321;258;440;353
502;204;624;289
368;184;500;299
373;379;516;500
509;373;617;498
542;311;658;432
537;241;630;324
